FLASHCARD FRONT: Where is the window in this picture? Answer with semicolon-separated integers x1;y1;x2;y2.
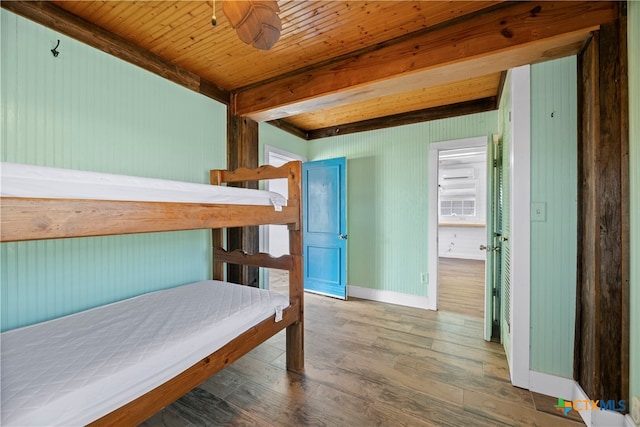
440;199;476;217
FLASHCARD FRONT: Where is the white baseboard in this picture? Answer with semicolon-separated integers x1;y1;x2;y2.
347;285;430;310
529;370;575;400
528;370;634;427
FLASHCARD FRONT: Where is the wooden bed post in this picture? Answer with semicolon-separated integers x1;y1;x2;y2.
210;170;225;281
286;161;304;373
209;160;305;373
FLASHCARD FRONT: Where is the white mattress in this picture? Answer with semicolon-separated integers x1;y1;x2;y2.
0;162;286;210
0;280;289;426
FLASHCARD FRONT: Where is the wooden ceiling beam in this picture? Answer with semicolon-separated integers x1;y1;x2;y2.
305;97;497;141
266;120;309;141
1;1;231;105
234;1;616;122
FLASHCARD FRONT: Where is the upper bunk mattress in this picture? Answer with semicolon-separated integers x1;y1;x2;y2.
0;280;289;426
0;162;286;209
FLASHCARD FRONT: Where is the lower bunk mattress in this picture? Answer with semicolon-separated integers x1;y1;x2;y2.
0;280;289;426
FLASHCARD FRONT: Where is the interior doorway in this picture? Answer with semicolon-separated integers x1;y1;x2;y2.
436;145;488;320
262;146;306;292
428;137;489;331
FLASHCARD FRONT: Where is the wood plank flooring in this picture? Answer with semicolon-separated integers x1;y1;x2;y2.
141;270;583;426
438;257;486;318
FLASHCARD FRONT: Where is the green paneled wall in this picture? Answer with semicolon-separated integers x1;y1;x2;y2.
308;113;497;296
258;122;309;163
529;57;578;378
628;0;640;413
1;10;226;331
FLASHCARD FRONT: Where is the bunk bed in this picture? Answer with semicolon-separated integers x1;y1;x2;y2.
0;161;304;426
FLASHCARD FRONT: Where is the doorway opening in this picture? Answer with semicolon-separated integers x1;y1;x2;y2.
262;146;306;293
437;146;488;320
428;136;492;339
438;145;487;319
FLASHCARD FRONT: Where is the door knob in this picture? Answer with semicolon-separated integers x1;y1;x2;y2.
480;245;488;251
339;234;348;240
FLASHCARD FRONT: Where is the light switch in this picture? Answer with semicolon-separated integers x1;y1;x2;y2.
531;202;546;222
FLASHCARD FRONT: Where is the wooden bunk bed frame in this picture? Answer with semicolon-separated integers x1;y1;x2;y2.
0;161;304;426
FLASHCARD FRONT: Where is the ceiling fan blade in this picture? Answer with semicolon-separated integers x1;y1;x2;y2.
223;1;281;51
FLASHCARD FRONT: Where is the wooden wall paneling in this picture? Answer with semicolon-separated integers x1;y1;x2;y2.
226;111;260;287
575;7;629;403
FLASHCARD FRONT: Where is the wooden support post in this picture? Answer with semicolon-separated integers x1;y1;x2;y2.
210;171;224;281
286;161;304;373
575;5;629;403
226;111;259;286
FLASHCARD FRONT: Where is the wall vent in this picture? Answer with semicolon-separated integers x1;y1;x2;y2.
441;168;475;180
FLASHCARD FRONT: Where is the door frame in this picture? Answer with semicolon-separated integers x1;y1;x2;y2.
428;136;489;313
261;145;306;289
302;157;348;299
508;65;531;389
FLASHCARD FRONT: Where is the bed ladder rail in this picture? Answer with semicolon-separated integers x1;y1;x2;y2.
213;247;296;271
210;161;301;188
212;247;304;373
210;161;302;228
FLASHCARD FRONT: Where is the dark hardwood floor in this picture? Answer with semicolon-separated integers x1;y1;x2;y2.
141;269;583;426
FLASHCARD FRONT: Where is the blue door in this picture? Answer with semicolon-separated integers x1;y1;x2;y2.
303;158;347;299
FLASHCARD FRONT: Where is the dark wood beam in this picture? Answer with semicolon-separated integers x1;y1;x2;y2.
226;112;260;287
306;98;496;140
267;120;309;141
1;1;230;105
234;1;616;122
575;5;629;404
495;71;509;110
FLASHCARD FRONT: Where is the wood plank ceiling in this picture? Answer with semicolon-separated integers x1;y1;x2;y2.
7;1;618;139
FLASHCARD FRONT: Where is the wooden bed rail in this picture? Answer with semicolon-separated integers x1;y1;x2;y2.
210;161;302;212
210;160;303;282
214;248;296;271
210;161;301;185
0;198;299;242
0;161;302;243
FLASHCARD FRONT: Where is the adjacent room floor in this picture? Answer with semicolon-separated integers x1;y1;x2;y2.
438;257;485;319
142;266;583;426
